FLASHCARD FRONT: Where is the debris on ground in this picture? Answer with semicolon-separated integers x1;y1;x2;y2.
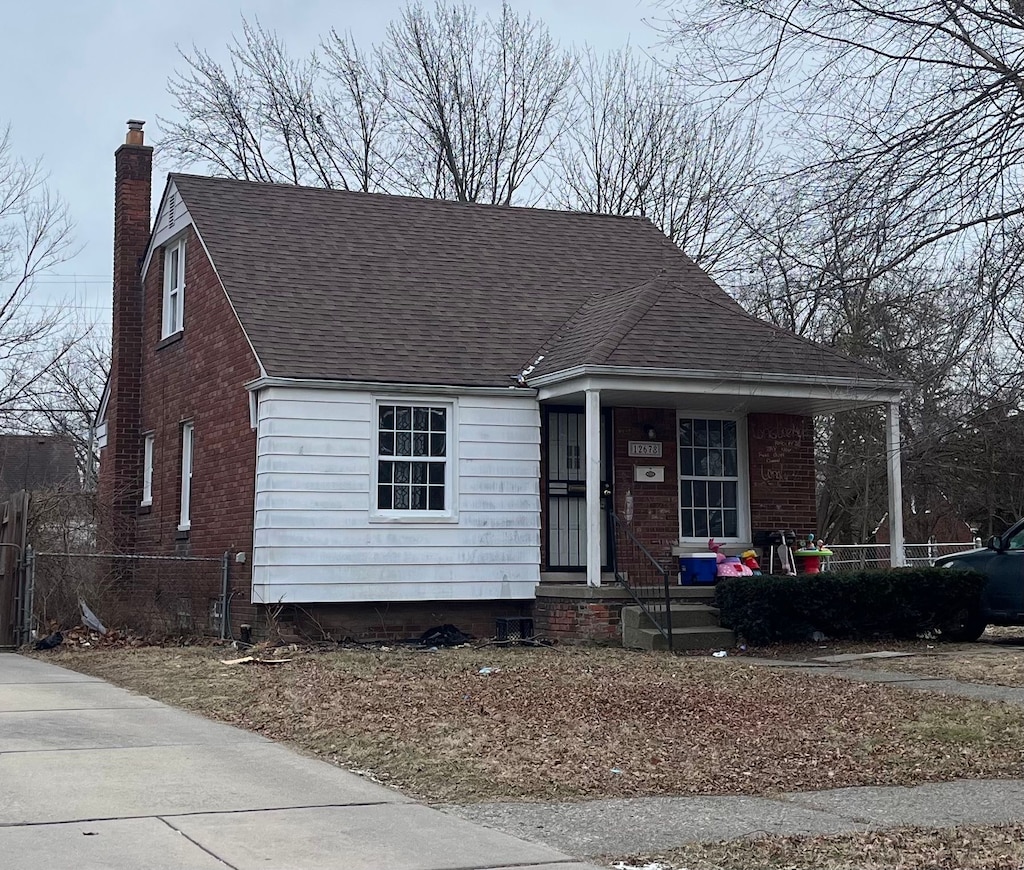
60;625;147;649
418;624;474;647
34;631;63;650
478;666;500;675
612;862;670;870
79;598;107;635
221;655;293;666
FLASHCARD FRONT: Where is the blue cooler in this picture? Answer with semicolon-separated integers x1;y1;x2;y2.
679;552;718;585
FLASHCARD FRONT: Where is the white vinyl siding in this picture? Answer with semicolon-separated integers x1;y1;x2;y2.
179;422;193;530
252;387;541;603
162;238;185;337
141;433;154;506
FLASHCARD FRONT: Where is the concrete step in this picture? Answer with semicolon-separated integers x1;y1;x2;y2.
620;604;722;631
539;572;620;584
624;625;736;652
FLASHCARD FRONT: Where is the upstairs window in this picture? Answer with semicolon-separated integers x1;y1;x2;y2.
376;403;449;514
162;238;185;337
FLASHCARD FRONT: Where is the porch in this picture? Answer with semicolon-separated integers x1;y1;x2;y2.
529;366;906;648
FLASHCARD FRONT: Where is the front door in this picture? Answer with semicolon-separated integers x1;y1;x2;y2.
545;408;610;569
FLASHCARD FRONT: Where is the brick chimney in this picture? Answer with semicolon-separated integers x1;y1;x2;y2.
98;120;152;551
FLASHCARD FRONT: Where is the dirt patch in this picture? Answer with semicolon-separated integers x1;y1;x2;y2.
33;645;1024;803
615;823;1024;869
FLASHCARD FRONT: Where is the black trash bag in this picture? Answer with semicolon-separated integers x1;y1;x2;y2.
34;631;63;650
418;624;473;647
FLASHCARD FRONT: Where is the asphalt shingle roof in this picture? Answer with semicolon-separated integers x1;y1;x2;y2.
171;174;892;388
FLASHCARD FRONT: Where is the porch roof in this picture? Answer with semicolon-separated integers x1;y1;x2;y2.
531;365;905;415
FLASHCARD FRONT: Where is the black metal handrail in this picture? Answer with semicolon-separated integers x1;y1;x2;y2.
609;511;674;651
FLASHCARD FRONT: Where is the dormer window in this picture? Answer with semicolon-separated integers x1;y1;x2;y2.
162;238;185;337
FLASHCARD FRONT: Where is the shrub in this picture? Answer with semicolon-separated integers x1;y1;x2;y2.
715;568;986;645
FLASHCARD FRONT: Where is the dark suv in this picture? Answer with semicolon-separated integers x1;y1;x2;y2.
935;518;1024;640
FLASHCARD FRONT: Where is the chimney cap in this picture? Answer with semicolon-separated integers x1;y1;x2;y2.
125;119;146;147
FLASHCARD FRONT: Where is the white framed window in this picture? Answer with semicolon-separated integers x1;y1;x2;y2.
678;414;748;542
179;422;193;531
162;237;185;337
141;433;154;506
372;400;457;521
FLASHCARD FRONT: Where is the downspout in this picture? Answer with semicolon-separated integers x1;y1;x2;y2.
220;551;231;640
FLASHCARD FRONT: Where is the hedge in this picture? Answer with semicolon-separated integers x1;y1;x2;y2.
714;567;986;645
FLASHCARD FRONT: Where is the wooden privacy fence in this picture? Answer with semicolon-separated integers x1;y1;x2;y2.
0;491;30;648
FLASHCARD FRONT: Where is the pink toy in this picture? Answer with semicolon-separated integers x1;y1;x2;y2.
708;538;727;564
717;560;753;578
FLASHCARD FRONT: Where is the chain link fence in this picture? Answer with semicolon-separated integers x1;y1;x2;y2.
822;541;977;572
25;550;234;642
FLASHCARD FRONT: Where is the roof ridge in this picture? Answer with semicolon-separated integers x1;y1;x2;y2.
170;172;656;225
585;275;668;365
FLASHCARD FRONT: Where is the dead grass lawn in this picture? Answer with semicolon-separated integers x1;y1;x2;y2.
34;645;1024;803
618;824;1024;869
743;629;1024;688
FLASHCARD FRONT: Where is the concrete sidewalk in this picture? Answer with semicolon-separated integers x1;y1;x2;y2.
0;653;598;870
448;779;1024;857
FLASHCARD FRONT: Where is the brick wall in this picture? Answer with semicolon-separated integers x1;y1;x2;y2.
747;413;817;538
533;596;621;644
612;407;679;570
270;600;533;643
134;225;261;619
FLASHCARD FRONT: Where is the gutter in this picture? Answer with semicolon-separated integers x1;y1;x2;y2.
245;376;538;398
527;364;908;395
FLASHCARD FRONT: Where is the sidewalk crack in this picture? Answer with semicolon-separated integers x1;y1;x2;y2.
159;816;240;869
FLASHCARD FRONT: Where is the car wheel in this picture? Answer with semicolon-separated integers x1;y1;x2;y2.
939;608;987;642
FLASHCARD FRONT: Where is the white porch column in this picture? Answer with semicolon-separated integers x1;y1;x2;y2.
885;400;906;567
585;388;602;587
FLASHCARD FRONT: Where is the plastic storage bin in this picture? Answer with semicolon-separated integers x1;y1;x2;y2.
679;552;719;585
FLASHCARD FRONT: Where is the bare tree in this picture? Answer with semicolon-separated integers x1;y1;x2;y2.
724;166;1023;541
0;125;77;421
658;0;1024;276
554;47;760;274
379;1;574;203
161;4;575;204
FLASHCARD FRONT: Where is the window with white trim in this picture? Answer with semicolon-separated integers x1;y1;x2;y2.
162;238;185;337
376;403;449;513
179;422;193;530
679;416;741;539
141;433;154;506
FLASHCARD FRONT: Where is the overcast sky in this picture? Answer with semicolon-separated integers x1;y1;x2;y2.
3;0;659;329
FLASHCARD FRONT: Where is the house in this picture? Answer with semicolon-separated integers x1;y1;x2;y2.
0;435;79;499
96;120;906;643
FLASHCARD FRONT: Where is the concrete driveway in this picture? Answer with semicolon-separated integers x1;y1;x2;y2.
0;653;599;870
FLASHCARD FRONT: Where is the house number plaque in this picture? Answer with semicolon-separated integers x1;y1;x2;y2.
627;441;663;458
